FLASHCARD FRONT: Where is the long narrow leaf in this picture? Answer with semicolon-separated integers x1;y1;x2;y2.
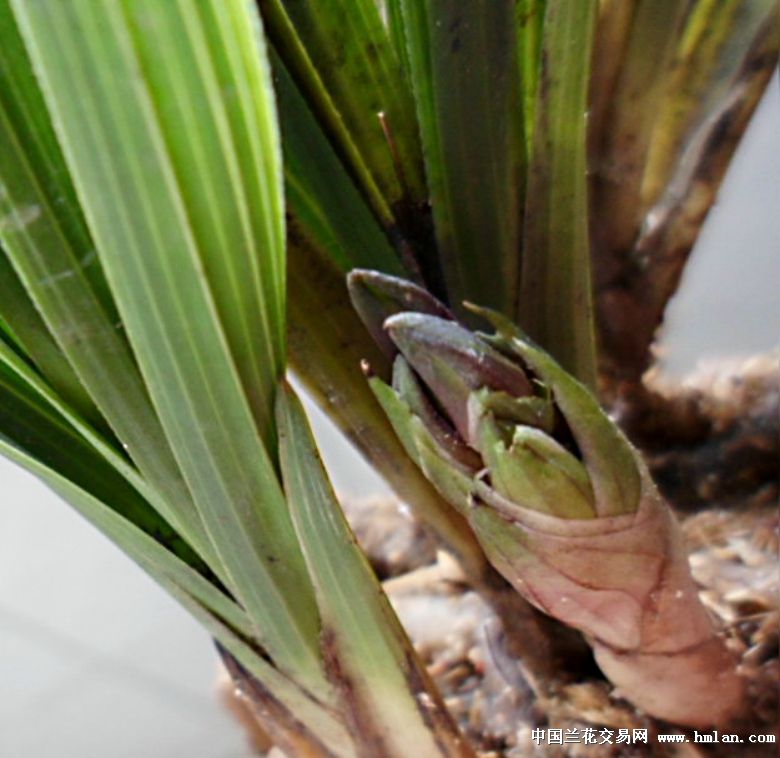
0;246;97;423
277;384;472;758
519;0;598;388
0;0;216;564
2;427;353;752
0;337;171;524
12;0;326;697
121;0;287;452
385;0;412;86
0;3;116;317
400;0;524;319
0;440;247;633
517;0;545;161
265;0;425;208
0;362;204;570
274;54;404;275
257;1;396;234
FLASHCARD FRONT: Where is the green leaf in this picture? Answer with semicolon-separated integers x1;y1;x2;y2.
257;1;397;234
277;383;470;758
385;0;412;86
2;419;354;752
0;245;96;424
400;0;524;318
0;2;117;317
11;0;326;697
0;357;204;570
0;0;215;564
274;55;403;275
516;0;545;161
518;0;598;389
0;337;210;547
118;0;287;452
2;440;248;634
0;338;149;506
261;0;425;211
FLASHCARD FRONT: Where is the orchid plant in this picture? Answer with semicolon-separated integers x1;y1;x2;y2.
0;0;776;754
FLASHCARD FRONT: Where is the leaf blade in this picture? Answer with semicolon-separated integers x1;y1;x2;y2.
0;356;205;569
262;0;425;211
12;0;325;695
277;383;471;758
0;0;215;563
518;0;599;388
124;0;286;449
274;53;404;275
400;0;524;318
0;245;96;423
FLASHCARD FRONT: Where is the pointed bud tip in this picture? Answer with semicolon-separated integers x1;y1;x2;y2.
383;312;472;359
348;270;453;321
383;310;435;334
346;268;376;289
348;271;454;360
383;313;535;443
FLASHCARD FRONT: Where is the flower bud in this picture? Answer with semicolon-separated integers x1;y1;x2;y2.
347;269;454;358
384;313;532;444
350;271;744;727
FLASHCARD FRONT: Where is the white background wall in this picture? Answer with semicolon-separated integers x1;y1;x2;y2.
1;76;777;757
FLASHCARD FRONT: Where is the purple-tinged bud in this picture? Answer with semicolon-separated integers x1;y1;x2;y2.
384;313;532;444
347;269;454;358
